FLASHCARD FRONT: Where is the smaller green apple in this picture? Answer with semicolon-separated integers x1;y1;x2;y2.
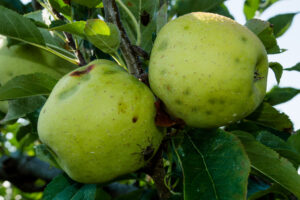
38;60;163;183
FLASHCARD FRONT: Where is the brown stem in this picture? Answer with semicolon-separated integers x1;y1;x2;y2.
145;146;171;200
52;10;86;66
102;0;142;77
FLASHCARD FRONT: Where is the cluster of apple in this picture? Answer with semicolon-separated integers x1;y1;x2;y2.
0;12;268;183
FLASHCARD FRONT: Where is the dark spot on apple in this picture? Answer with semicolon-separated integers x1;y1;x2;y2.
208;98;216;104
183;89;190;95
175;99;182;105
219;99;225;104
241;36;247;42
191;107;198;112
118;102;127;113
103;70;118;74
132;116;138;123
43;109;46;113
184;26;189;30
165;84;172;91
206;110;212;115
71;65;95;77
161;69;166;74
235;58;240;63
158;40;168;51
141;10;150;26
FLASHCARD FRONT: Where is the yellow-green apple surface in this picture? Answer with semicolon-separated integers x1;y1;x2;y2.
0;36;76;113
149;12;268;128
37;60;163;183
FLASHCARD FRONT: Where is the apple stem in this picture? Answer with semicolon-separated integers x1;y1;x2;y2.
103;0;143;78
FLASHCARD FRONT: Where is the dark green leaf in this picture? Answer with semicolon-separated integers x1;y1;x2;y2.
247;177;270;198
49;0;71;19
43;174;74;200
0;0;32;14
84;19;120;54
175;0;225;16
53;184;81;200
0;73;57;101
16;124;32;141
0;96;46;123
288;133;300;154
243;0;259;20
268;13;299;38
249;183;291;200
95;188;111;200
71;0;102;8
246;102;293;132
175;129;250;200
0;5;44;45
265;86;300;106
285;62;300;72
35;144;61;169
50;21;86;38
245;19;281;54
255;131;300;166
210;4;234;19
119;0;159;53
269;62;283;84
71;184;97;200
156;3;168;34
234;131;300;198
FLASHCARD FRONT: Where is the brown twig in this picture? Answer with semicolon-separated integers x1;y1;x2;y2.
52;10;86;66
102;0;143;77
144;145;171;200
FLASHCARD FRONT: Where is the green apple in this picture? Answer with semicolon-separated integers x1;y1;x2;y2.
149;12;268;128
37;60;163;183
0;36;76;113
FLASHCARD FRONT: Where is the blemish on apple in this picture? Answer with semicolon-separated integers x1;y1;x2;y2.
70;64;95;77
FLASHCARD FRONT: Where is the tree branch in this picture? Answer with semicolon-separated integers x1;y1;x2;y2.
0;154;61;192
52;10;86;66
102;0;142;77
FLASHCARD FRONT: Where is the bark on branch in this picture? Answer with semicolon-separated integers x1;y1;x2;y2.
0;154;61;192
102;0;142;77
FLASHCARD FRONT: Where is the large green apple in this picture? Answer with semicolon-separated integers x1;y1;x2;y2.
149;12;268;128
0;36;76;113
37;60;163;183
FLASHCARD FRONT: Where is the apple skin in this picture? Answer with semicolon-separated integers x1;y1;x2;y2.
0;37;76;113
149;12;268;128
37;60;163;183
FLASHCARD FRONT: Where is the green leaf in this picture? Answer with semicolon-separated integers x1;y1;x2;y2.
175;0;225;16
287;133;300;154
49;0;71;19
249;183;291;200
84;19;120;54
0;96;46;123
0;0;32;14
246;102;293;132
50;21;86;38
0;73;57;101
269;62;283;84
70;184;97;200
0;5;45;45
156;3;168;34
175;129;250;200
53;184;81;200
243;0;259;20
210;4;234;19
119;0;159;53
35;144;61;169
255;131;300;166
268;13;299;38
265;86;300;106
71;0;102;8
234;131;300;198
16;124;32;141
285;62;300;72
245;19;281;54
95;188;111;200
43;174;74;200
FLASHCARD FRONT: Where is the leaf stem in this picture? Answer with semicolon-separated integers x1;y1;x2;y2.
115;0;141;46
